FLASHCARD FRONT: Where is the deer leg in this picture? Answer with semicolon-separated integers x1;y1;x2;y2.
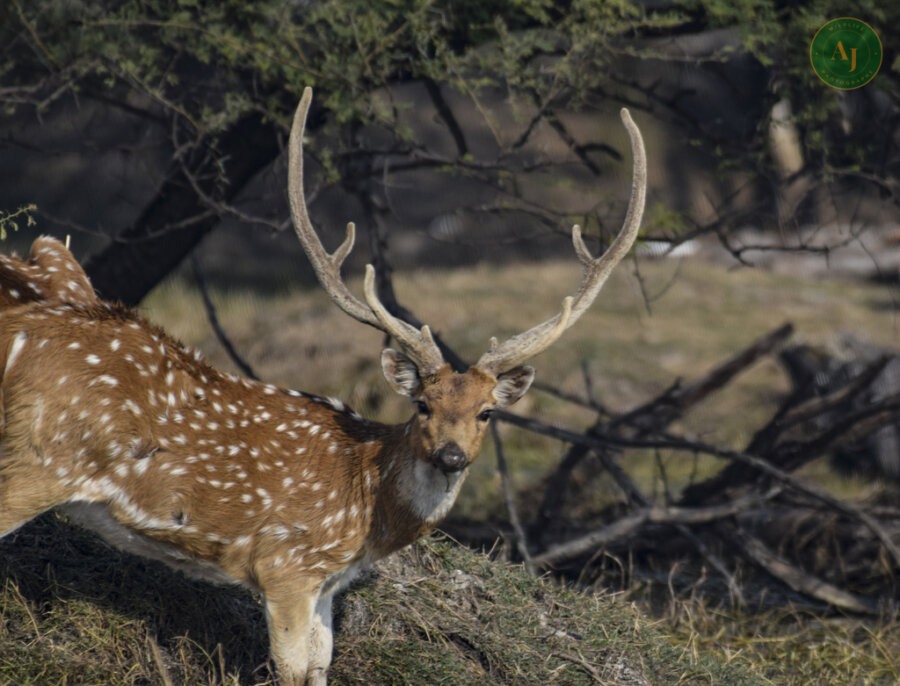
306;590;335;686
263;580;322;686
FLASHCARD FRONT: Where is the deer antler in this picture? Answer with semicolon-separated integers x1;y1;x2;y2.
288;87;445;373
476;107;647;377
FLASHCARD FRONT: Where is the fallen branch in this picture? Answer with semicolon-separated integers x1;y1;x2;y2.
729;526;884;615
561;442;745;600
623;433;900;572
496;410;900;572
533;490;780;567
534;323;794;529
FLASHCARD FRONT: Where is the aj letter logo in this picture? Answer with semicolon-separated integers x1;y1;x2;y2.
810;17;882;90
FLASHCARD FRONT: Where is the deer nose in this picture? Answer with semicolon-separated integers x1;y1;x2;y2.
432;443;467;473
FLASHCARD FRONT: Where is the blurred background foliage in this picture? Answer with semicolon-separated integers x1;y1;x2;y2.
1;1;897;297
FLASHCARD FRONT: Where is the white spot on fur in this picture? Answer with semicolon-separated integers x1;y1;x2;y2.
5;332;27;374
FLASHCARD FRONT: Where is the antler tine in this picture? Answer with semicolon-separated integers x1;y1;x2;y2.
362;266;445;374
288;87;380;329
289;87;445;372
477;107;647;377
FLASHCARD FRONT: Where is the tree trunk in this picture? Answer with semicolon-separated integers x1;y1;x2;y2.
84;114;279;306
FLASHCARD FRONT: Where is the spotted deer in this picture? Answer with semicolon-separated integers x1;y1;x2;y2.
0;87;646;685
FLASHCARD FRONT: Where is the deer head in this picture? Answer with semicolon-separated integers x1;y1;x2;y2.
288;87;646;477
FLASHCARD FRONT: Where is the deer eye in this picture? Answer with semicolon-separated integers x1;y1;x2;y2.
415;401;431;417
477;409;494;422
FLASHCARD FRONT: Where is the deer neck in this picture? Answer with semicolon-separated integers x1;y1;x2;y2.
365;419;467;559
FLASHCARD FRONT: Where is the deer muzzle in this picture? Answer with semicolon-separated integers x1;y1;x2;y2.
431;442;467;473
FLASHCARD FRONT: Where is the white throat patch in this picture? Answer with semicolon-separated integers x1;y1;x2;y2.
398;459;467;525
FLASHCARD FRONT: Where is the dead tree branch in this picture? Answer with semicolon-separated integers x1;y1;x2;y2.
534;323;794;531
533;490;781;567
729;526;883;615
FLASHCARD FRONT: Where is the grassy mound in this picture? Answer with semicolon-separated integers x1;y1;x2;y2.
330;541;761;686
0;514;759;685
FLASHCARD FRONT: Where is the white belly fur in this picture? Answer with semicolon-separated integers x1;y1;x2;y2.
59;501;237;586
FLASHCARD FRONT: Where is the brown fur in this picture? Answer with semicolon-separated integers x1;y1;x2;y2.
406;366;497;463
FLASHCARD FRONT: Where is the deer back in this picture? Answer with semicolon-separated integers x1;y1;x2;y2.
0;300;402;586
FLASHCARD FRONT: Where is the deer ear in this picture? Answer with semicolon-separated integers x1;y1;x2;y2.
381;349;422;397
492;365;535;407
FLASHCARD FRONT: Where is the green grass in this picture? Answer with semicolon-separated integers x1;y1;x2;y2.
330;539;767;686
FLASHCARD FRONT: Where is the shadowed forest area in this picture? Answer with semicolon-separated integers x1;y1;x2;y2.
2;1;900;683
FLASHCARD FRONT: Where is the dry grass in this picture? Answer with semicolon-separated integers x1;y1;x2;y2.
664;595;900;685
1;516;766;685
5;516;900;685
329;538;766;685
0;515;269;685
